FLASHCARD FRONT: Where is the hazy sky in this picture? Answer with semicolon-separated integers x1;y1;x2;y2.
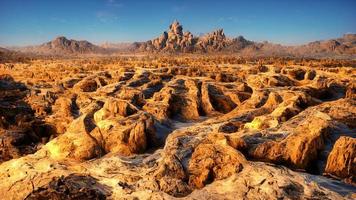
0;0;355;46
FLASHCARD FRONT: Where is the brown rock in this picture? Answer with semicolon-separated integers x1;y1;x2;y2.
94;112;158;156
25;174;111;200
153;156;191;196
188;142;246;188
204;84;237;114
45;113;103;161
325;136;356;184
249;112;331;170
197;29;229;52
74;75;107;93
94;98;138;122
346;83;356;99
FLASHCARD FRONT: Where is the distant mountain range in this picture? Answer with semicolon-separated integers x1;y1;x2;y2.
0;47;29;62
10;36;109;56
3;21;356;58
133;21;356;58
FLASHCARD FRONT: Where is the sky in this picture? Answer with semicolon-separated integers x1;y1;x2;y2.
0;0;355;46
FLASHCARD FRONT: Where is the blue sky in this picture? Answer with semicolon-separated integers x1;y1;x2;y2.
0;0;355;46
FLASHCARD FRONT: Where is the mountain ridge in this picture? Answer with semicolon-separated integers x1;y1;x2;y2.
11;36;108;55
134;21;356;58
6;21;356;58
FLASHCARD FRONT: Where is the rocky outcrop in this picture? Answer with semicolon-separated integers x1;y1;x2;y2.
74;74;108;92
133;21;356;57
137;21;196;52
45;112;103;161
188;136;246;188
94;111;159;155
325;136;356;184
196;29;229;52
135;21;254;53
248;112;331;170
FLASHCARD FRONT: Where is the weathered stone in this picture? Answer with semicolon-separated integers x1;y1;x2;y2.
325;136;356;184
188;142;246;188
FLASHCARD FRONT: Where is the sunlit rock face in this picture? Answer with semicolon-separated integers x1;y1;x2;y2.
136;21;238;53
325;136;356;184
133;21;356;57
0;57;355;200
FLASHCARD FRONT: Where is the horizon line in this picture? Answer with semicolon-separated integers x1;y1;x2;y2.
3;32;355;49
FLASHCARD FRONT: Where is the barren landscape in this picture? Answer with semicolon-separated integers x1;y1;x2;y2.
1;0;356;198
0;52;355;199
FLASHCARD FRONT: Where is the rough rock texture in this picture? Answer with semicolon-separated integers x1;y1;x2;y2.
25;174;111;200
134;21;356;58
137;21;196;52
325;136;356;184
196;29;229;52
248;112;332;169
0;57;355;199
136;21;253;53
0;75;54;163
188;136;246;188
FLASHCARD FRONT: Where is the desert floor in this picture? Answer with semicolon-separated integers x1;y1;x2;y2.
0;56;355;199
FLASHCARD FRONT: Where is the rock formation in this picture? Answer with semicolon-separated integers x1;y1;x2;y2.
0;56;355;199
325;136;355;184
135;21;254;53
133;21;356;58
137;21;197;52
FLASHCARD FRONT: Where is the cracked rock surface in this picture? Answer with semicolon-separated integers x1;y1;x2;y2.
0;57;355;199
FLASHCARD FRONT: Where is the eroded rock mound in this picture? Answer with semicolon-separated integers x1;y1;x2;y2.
45;112;103;161
325;136;356;184
0;58;355;200
188;140;246;188
95;111;159;155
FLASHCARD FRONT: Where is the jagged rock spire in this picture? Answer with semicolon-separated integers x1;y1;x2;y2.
137;21;241;52
169;20;183;36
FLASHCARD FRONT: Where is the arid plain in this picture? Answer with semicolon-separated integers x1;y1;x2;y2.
0;22;355;200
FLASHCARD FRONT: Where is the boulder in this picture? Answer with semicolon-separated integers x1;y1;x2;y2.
94;112;158;156
188;140;246;188
324;136;356;184
249;112;331;170
45;113;103;161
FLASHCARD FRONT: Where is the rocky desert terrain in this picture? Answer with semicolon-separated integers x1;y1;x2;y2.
0;55;355;200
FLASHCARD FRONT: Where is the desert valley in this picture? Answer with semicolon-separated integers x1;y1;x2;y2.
0;10;356;200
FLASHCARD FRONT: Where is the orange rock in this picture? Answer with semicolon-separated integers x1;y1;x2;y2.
188;142;246;188
325;136;356;184
249;113;331;170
